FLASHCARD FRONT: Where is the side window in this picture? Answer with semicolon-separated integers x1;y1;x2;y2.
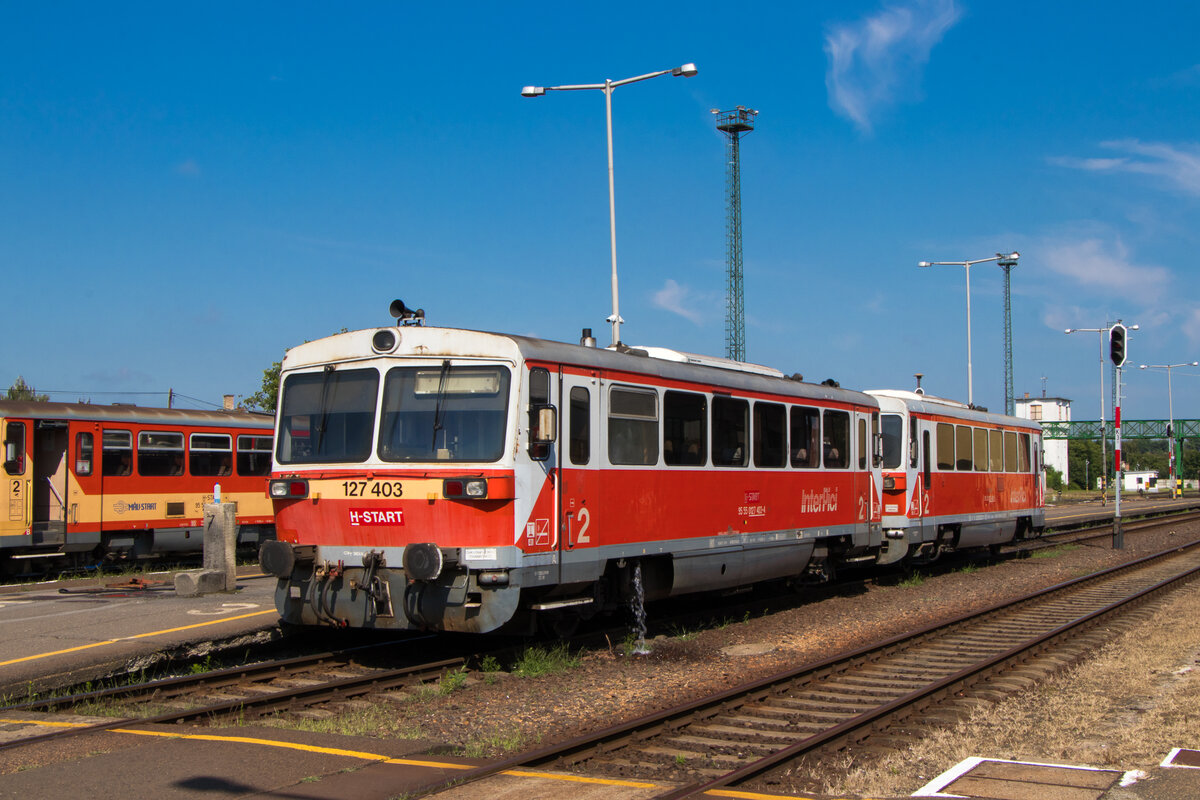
3;421;26;475
102;430;133;476
190;433;232;477
529;367;552;461
823;409;849;469
1004;431;1018;472
712;396;749;467
753;402;786;468
858;417;868;470
569;386;590;466
1018;433;1032;472
75;432;94;476
909;418;920;468
664;390;706;466
879;413;902;469
139;431;184;476
955;425;973;471
989;429;1004;472
790;407;820;468
608;386;658;466
936;422;955;470
973;427;988;472
237;435;273;476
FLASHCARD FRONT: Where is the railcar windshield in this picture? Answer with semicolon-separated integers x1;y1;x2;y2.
276;368;379;464
378;365;510;463
881;413;903;469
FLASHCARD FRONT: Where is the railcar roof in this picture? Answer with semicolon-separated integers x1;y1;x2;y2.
866;389;1042;432
0;400;273;429
284;326;879;409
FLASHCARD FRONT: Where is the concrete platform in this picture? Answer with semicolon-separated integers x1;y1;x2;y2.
0;570;281;698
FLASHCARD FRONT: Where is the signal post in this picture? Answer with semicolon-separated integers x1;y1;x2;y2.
1110;323;1128;549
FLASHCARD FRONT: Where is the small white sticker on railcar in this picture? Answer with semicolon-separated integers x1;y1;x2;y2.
464;548;497;561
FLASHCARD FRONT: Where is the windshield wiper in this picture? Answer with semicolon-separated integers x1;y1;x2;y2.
314;365;336;456
431;360;451;451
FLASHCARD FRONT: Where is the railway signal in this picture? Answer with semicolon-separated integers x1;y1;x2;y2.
1109;324;1127;367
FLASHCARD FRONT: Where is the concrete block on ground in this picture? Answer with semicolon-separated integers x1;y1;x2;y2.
174;569;230;597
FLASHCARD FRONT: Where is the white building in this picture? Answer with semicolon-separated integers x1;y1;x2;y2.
1015;393;1070;483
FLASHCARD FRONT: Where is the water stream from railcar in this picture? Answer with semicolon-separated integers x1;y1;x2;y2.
631;562;651;655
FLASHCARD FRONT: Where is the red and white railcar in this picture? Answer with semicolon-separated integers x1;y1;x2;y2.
867;390;1045;565
260;323;885;633
0;400;275;575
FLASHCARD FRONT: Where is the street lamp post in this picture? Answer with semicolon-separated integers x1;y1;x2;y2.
918;252;1020;407
1139;361;1197;497
523;63;698;347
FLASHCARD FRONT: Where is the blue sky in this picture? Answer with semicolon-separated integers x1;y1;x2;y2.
3;1;1199;420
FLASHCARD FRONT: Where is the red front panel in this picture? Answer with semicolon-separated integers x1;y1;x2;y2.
274;471;516;550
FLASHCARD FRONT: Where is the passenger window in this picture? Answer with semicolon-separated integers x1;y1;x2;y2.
955;425;973;471
989;430;1004;472
973;427;988;472
1004;432;1018;472
790;407;820;468
139;431;184;476
664;391;706;466
712;397;749;467
608;386;658;466
858;417;868;470
3;421;25;475
190;433;233;477
569;386;590;466
753;402;786;468
823;410;849;469
237;435;273;476
102;430;133;476
75;432;94;476
1018;433;1032;472
936;423;955;470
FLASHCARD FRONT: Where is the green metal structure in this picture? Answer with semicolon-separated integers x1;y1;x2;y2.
713;106;757;363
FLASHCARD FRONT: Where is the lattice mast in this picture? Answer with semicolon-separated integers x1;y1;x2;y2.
998;253;1019;415
712;106;757;362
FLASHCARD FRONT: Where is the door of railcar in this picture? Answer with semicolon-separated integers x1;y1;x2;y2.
31;420;69;543
2;415;33;538
557;368;601;585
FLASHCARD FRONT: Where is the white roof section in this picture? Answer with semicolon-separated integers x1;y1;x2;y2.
628;346;785;378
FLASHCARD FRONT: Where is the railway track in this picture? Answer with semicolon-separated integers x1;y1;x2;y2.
0;637;464;751
409;531;1200;798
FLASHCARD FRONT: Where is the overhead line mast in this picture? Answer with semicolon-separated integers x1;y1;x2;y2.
712;106;757;363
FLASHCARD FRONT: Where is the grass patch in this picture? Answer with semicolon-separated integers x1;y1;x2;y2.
898;571;926;588
439;666;469;695
1031;544;1080;559
511;643;580;678
461;724;533;758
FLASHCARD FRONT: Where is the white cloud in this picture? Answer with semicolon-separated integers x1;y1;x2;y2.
652;279;706;325
1051;140;1200;195
1040;236;1170;306
824;0;961;134
1182;308;1200;348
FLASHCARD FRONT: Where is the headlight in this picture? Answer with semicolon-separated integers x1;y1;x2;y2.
269;479;309;499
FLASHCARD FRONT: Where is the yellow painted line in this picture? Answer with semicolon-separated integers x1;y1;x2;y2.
114;728;397;761
0;609;277;667
501;769;658;788
0;717;870;795
704;789;853;799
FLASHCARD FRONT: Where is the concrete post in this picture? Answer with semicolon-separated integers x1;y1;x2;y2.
175;501;239;596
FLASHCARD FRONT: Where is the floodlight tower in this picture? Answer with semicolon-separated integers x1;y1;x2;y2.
712;106;757;362
998;252;1019;415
